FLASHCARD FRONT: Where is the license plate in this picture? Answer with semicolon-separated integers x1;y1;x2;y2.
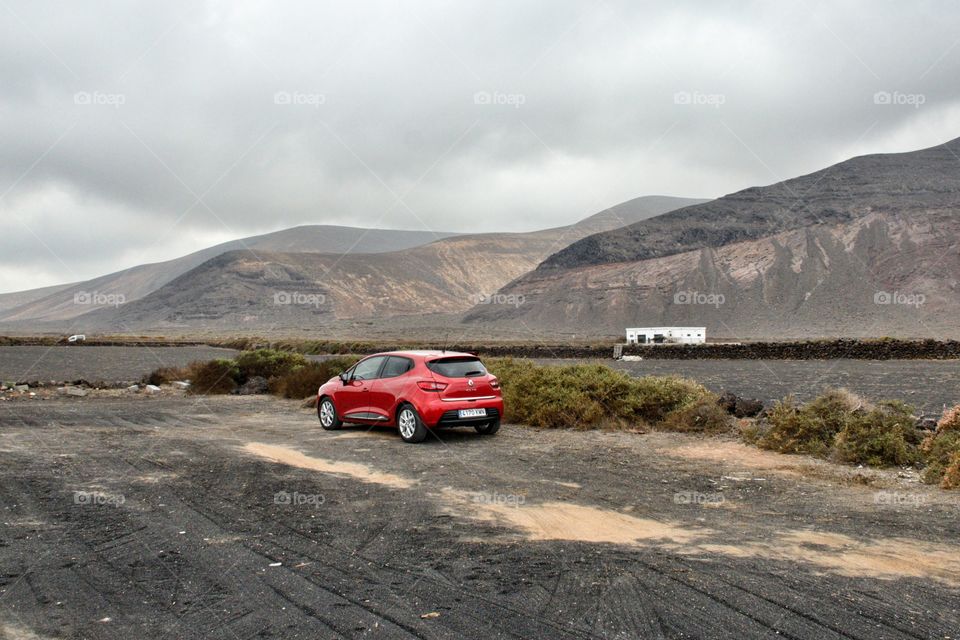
458;408;487;418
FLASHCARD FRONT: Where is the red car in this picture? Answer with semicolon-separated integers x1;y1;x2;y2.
316;351;504;443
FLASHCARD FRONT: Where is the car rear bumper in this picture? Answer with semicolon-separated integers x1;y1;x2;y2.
435;407;502;427
419;398;504;427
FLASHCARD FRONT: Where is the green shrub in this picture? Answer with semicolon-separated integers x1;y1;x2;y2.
661;396;732;433
832;401;921;467
758;389;866;456
758;390;920;467
485;358;711;430
807;388;870;429
921;405;960;487
631;375;713;423
269;356;360;399
234;349;308;381
187;359;240;395
739;420;763;444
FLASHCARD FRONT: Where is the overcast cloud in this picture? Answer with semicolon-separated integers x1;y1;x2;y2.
2;0;960;293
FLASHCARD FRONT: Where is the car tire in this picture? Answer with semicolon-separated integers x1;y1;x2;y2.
318;397;343;430
397;404;428;443
474;419;500;436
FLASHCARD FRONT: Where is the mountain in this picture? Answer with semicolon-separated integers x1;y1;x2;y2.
0;283;75;315
464;136;960;339
48;196;705;333
0;225;459;323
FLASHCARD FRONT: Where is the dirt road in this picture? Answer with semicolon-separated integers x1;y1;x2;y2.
1;394;958;639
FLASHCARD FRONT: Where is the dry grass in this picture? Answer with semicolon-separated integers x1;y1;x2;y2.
144;365;190;386
187;359;239;395
921;404;960;488
660;396;733;433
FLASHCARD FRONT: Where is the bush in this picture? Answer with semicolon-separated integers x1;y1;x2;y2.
759;389;867;456
631;375;715;424
144;365;190;386
187;359;240;395
661;396;732;433
921;405;960;487
484;358;712;430
832;401;921;467
269;356;360;399
235;349;308;380
758;390;920;467
941;453;960;489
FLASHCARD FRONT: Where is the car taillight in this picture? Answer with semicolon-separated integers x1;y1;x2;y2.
489;378;500;390
417;380;448;392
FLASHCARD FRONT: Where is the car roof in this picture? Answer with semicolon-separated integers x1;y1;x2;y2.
365;350;478;360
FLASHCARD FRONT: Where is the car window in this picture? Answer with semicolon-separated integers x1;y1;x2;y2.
426;356;487;378
351;356;386;381
380;356;413;379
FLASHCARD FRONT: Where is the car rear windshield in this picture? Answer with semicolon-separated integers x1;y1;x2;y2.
426;356;487;378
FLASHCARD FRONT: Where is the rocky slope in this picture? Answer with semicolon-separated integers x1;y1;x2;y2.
465;137;960;339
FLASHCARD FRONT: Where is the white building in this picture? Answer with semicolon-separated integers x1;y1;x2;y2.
625;327;705;345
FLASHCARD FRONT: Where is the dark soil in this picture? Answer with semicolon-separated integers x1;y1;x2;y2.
1;394;958;639
0;346;239;384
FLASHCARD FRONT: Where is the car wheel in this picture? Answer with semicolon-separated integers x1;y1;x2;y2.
397;404;428;443
318;397;343;430
474;419;500;435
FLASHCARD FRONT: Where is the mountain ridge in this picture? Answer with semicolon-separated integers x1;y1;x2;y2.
463;135;960;339
537;136;960;272
0;225;461;322
47;196;705;333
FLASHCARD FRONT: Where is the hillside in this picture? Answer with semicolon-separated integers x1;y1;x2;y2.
0;283;75;315
59;196;705;333
538;138;960;271
0;226;458;323
464;137;960;339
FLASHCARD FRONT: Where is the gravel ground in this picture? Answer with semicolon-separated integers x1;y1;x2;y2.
1;393;958;639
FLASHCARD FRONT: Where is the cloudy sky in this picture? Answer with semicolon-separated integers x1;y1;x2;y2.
2;0;959;293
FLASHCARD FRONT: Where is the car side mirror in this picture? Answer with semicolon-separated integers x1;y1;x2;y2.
339;372;351;384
